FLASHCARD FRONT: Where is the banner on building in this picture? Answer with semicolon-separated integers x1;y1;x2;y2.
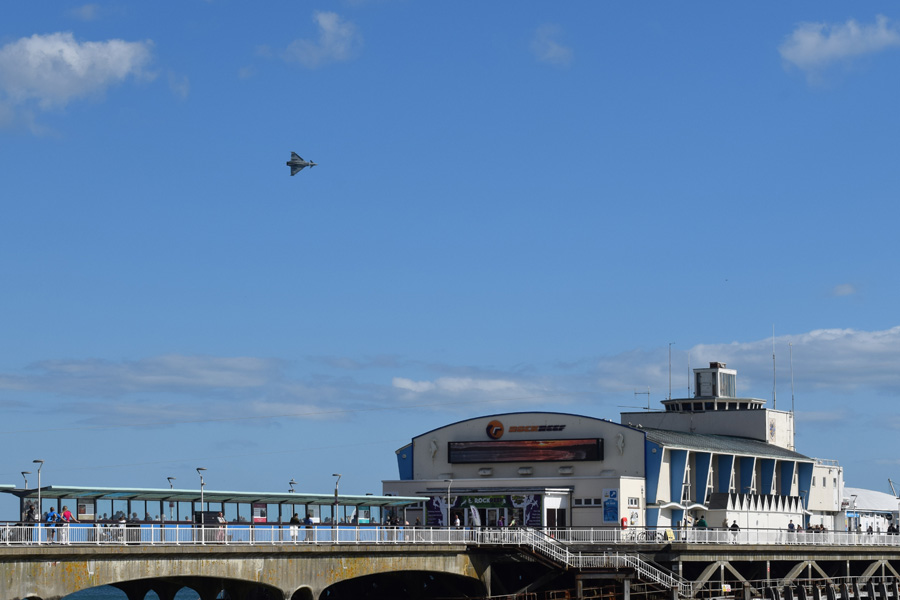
602;489;619;523
426;494;543;527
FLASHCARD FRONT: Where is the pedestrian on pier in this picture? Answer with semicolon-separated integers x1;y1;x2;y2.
290;513;301;542
60;506;78;543
46;507;59;542
304;513;314;542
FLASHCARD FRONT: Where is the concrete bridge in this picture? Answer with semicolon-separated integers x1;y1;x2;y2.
4;528;900;600
0;543;488;600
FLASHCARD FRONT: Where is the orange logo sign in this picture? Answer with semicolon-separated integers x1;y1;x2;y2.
486;420;504;439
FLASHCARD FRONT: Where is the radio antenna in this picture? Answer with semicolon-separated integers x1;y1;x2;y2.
668;342;675;400
687;352;692;397
772;326;777;410
789;342;795;414
634;387;650;411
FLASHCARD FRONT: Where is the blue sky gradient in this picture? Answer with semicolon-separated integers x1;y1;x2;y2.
2;2;900;515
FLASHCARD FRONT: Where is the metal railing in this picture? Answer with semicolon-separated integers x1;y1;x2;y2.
549;526;900;547
2;523;898;549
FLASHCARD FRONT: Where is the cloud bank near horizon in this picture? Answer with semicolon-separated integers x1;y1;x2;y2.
1;326;899;428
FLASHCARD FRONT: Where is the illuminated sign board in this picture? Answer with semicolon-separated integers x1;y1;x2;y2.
448;439;603;464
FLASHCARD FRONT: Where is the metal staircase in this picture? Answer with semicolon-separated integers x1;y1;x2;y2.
509;528;693;597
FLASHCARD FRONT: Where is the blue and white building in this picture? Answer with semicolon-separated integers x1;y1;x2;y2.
383;362;846;531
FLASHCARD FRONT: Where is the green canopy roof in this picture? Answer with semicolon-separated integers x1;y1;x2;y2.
0;485;426;508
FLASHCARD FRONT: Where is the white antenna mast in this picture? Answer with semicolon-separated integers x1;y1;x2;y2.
687;352;692;397
772;326;777;410
789;342;795;414
668;342;675;400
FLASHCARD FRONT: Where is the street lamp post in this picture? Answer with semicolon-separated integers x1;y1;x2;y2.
444;479;453;528
21;471;30;489
332;474;342;524
196;468;206;541
167;477;176;521
33;460;43;517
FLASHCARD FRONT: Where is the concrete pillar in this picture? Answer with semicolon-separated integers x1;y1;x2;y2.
113;580;156;600
151;582;185;600
576;579;583;600
195;581;224;600
482;563;492;597
623;578;630;600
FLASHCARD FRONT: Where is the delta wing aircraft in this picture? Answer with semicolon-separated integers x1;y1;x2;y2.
286;152;317;175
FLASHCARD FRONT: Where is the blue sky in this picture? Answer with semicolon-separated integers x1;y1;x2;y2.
2;1;900;515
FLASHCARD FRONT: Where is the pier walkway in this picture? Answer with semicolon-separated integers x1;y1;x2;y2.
1;525;899;600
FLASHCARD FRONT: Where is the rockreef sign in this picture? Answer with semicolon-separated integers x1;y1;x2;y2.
485;420;567;439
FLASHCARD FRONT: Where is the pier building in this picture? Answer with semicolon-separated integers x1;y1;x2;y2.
383;362;846;532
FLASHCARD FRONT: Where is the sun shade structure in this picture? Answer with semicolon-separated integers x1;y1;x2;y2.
1;485;426;509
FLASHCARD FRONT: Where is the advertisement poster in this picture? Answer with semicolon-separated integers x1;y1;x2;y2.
426;494;542;527
602;489;619;523
252;503;268;524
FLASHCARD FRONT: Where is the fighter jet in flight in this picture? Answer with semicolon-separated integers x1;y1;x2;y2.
286;152;317;176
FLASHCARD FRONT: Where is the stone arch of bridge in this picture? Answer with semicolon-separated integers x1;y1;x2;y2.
0;548;480;600
319;569;486;600
112;576;284;600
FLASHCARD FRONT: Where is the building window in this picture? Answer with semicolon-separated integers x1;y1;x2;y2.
628;497;640;508
574;498;583;506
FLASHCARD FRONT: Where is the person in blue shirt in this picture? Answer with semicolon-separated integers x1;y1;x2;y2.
45;507;59;542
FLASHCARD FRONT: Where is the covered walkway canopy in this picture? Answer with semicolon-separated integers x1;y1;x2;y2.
1;485;427;524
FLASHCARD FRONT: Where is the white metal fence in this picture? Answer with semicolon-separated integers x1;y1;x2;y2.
1;523;897;549
549;526;900;547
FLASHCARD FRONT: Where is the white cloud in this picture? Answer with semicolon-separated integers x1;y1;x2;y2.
831;283;857;297
393;376;521;395
68;4;101;21
531;24;573;67
779;15;900;74
168;71;190;100
0;32;154;111
1;355;281;397
283;11;362;68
